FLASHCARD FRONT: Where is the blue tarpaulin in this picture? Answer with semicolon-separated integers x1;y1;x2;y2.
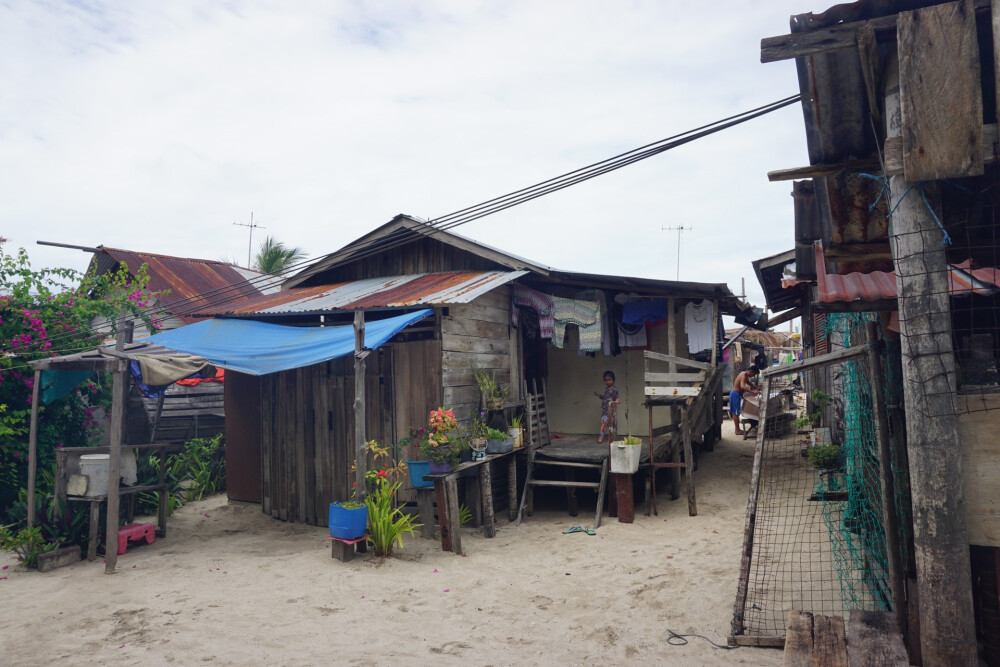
136;309;433;376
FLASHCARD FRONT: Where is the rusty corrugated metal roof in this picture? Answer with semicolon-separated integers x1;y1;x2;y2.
97;247;275;324
814;241;1000;303
194;270;529;317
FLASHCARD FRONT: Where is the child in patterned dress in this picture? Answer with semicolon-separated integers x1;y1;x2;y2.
594;370;622;443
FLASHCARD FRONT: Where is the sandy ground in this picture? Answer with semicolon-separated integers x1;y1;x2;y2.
0;431;783;666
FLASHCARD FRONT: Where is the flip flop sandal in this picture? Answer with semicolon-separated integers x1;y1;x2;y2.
583;528;596;535
562;526;584;534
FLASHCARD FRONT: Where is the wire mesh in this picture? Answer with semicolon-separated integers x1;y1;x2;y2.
735;315;905;638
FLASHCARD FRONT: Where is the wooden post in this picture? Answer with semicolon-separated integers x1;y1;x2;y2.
885;53;977;664
353;310;367;501
866;322;906;638
444;477;462;555
667;299;681;496
731;375;771;636
104;313;130;574
682;404;696;516
480;459;495;538
507;455;517;522
26;369;41;528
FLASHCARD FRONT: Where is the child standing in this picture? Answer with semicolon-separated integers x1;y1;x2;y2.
594;370;622;443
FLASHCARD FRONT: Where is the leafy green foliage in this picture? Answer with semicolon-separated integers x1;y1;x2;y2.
365;480;420;559
135;434;225;516
458;503;472;526
0;242;163;524
252;236;307;275
796;389;833;429
0;524;59;568
808;443;843;470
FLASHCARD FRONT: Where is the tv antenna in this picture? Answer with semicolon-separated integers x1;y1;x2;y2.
661;225;692;281
233;211;266;268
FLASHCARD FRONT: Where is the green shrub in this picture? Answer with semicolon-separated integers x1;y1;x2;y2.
808;443;842;469
0;524;59;569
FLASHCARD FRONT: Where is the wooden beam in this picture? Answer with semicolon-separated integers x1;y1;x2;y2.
104;317;131;574
822;242;894;263
866;322;906;639
899;0;984;181
644;386;702;397
353;311;367;501
761;344;869;378
857;23;883;141
731;375;771;637
766;307;802;330
643;350;712;371
759;0;991;63
771;122;999;180
767;157;882;182
644;372;706;384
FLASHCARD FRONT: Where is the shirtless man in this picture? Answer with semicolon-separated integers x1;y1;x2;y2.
730;366;761;436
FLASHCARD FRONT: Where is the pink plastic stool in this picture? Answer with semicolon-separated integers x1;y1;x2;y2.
117;522;156;555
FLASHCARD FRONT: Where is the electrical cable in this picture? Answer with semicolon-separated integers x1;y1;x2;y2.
665;627;739;650
9;94;801;360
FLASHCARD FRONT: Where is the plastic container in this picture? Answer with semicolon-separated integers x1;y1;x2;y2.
609;440;642;474
328;503;368;540
406;460;434;489
486;437;514;454
79;454;110;496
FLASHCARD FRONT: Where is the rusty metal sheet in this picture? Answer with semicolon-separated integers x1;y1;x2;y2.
197;270;528;316
814;241;997;303
100;247;272;323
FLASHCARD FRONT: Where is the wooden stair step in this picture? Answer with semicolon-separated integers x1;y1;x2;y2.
527;480;601;489
533;460;603;470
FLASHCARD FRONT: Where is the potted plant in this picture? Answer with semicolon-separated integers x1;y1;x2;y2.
796;389;832;447
807;443;844;471
486;426;514;454
473;367;509;409
404;427;434;489
467;412;489;460
418;407;467;473
609;434;643;474
508;413;524;448
328;497;368;540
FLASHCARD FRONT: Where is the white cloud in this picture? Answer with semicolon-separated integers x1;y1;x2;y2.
1;0;814;310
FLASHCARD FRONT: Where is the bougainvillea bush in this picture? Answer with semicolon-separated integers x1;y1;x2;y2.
0;242;163;524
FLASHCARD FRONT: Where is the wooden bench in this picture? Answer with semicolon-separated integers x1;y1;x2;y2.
783;610;908;666
422;449;520;555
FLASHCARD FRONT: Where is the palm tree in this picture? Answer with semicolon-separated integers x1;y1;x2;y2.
252;236;308;275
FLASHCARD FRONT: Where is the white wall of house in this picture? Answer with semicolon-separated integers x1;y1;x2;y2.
545;318;682;436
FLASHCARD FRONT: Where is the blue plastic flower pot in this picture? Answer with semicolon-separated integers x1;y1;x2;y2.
406;459;434;488
328;502;368;539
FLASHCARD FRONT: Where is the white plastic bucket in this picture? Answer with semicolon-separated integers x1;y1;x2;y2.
609;440;642;474
79;454;110;497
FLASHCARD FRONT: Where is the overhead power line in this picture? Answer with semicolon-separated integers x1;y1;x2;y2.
20;93;802;360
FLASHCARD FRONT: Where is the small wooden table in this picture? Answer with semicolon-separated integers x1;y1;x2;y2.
422;449;521;555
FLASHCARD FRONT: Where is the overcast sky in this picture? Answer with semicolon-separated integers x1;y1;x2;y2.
1;1;818;314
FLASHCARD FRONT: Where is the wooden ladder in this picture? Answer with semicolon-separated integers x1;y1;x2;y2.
517;378;609;530
516;452;608;530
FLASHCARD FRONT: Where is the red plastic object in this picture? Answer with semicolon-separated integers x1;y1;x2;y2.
117;522;155;555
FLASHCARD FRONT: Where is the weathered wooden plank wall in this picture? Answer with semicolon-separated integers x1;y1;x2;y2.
441;287;513;422
898;0;984;180
258;351;392;527
318;236;503;282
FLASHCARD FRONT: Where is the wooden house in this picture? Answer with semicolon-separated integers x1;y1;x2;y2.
198;215;758;522
750;0;1000;661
